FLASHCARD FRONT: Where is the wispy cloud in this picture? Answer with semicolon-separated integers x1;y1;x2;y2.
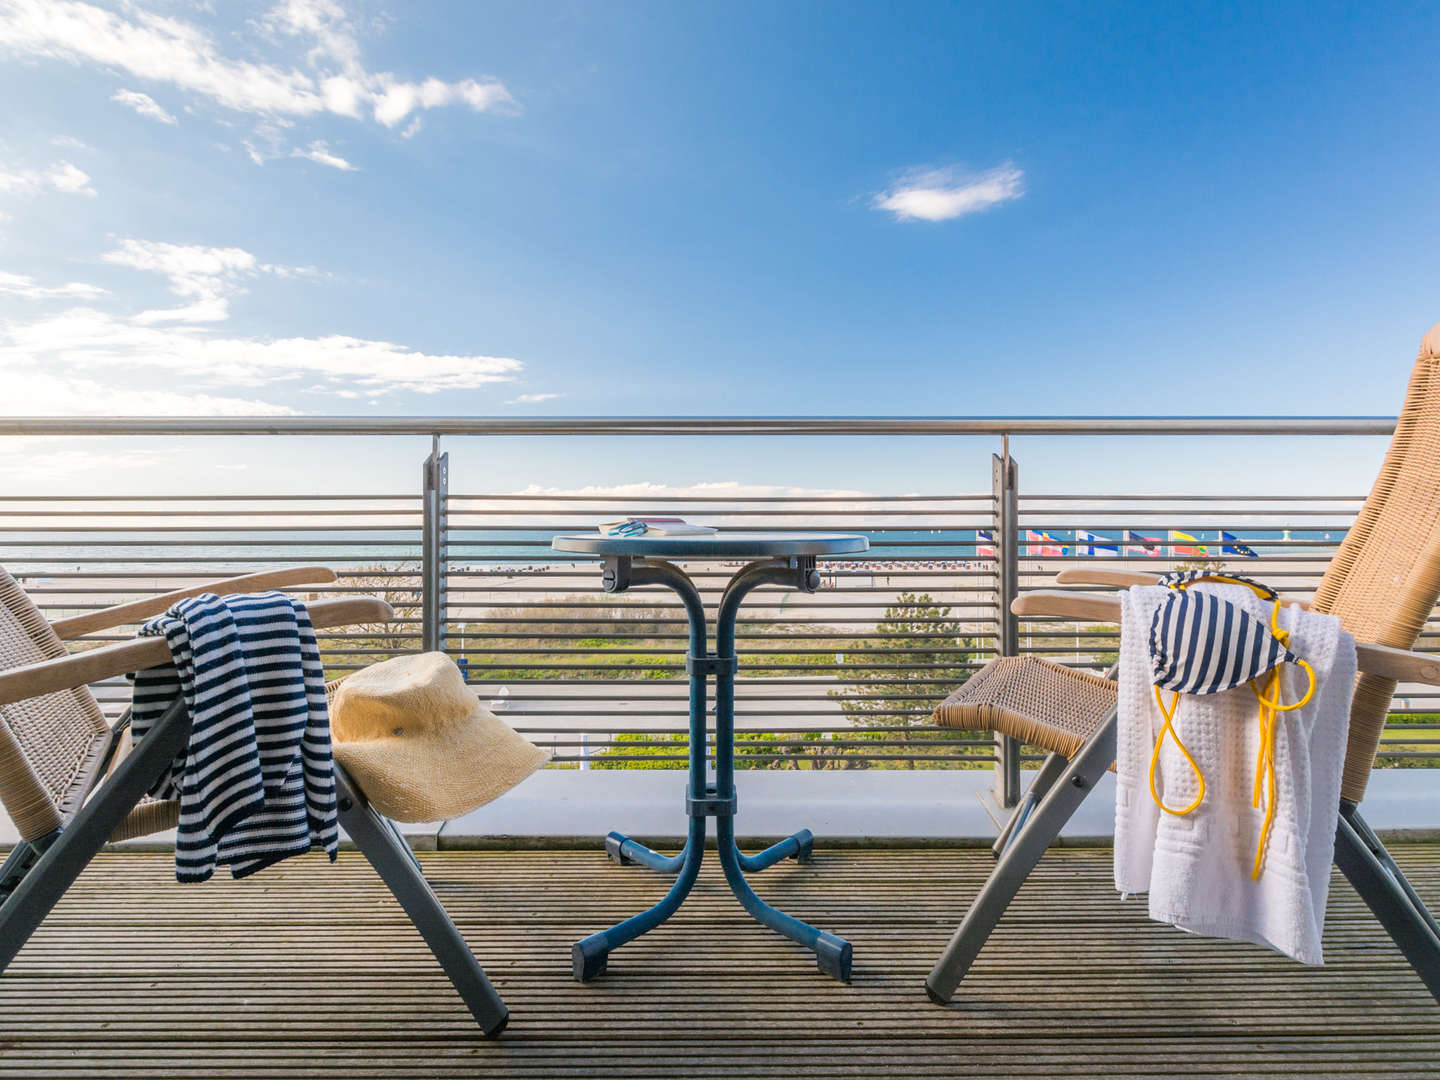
292;140;356;171
0;160;95;197
49;134;91;150
110;87;177;124
872;163;1024;223
0;369;295;417
508;392;562;404
0;439;179;479
0;241;524;412
0;271;106;300
0;0;517;130
100;238;316;323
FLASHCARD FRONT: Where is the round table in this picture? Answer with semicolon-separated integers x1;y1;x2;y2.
551;531;869;982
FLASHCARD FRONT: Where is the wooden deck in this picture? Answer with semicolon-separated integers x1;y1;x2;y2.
2;845;1438;1078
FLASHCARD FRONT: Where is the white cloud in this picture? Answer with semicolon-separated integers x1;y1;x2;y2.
1;308;522;397
292;140;355;171
0;369;295;417
872;163;1025;223
49;134;91;150
0;271;106;300
100;238;314;322
0;439;178;480
0;0;517;130
509;392;562;404
0;241;523;413
110;87;177;124
505;481;872;500
0;160;95;197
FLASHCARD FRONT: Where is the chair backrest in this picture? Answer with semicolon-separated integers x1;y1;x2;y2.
1312;322;1440;803
0;569;109;842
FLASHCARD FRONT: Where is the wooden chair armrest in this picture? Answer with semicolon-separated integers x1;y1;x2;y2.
50;566;339;639
0;596;393;707
1012;589;1121;622
1013;589;1440;684
1054;569;1163;589
1052;568;1310;608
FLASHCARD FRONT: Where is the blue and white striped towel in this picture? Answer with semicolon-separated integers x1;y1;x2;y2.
130;591;339;882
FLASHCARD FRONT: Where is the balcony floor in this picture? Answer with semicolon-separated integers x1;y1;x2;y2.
2;845;1438;1078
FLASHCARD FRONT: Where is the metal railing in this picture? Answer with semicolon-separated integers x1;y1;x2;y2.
2;414;1432;808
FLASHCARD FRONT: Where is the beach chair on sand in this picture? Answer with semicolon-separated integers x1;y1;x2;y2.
926;321;1440;1007
0;566;509;1036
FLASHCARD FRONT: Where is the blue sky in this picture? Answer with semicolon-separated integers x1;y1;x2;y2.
0;1;1434;497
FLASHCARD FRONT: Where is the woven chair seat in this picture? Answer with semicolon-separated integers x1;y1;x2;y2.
933;656;1117;759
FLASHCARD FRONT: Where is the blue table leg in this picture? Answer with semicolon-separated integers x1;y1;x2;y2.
712;558;852;981
574;558;709;981
574;555;850;983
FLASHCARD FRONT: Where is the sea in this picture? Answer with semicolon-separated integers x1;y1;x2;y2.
0;527;1349;576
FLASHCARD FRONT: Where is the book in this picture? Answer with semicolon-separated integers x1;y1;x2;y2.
596;517;718;536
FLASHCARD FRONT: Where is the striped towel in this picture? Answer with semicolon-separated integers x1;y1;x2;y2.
130;591;339;882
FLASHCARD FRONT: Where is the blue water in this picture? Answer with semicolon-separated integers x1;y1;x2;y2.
0;527;1346;575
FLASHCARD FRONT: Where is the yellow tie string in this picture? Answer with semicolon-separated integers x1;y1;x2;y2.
1149;586;1316;883
1149;684;1206;816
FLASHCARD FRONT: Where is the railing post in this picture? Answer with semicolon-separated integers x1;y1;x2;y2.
992;444;1021;808
421;439;449;654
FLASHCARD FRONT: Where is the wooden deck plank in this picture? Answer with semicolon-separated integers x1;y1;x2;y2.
0;846;1437;1078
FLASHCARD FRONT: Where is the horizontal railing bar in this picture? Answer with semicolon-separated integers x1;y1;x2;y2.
1025;494;1368;502
0;415;1396;436
450;493;990;503
507;725;960;734
551;753;996;763
0;494;418;501
446;511;993;520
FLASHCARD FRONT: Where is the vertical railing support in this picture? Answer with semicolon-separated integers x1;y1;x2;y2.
992;443;1021;808
421;438;449;654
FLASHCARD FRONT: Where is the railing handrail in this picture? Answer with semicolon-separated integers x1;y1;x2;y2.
0;415;1398;436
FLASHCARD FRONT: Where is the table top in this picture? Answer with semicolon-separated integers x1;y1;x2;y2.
551;532;870;557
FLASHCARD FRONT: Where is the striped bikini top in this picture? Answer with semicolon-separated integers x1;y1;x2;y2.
1143;571;1317;881
1148;572;1295;695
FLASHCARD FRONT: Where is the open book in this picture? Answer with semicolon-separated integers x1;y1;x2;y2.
597;517;718;537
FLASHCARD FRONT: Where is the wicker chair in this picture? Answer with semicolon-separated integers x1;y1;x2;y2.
926;320;1440;1007
0;567;508;1036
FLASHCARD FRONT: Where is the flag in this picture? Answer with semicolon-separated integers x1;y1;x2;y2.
1219;530;1258;558
975;529;996;558
1025;529;1067;557
1075;529;1119;558
1170;530;1208;557
1123;530;1162;557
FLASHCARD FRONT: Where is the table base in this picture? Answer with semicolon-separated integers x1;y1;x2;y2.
567;554;854;984
573;820;851;983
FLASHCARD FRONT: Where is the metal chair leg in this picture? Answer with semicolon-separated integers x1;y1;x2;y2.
1333;808;1440;1002
926;710;1116;1005
336;767;509;1036
992;751;1069;859
1342;804;1440;943
0;698;190;975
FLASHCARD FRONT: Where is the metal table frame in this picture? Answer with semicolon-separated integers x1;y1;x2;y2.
553;536;865;983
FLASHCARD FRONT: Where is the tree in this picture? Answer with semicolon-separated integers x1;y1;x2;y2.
317;563;422;676
832;592;977;768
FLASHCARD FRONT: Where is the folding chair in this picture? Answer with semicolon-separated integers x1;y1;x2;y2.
0;566;508;1036
926;321;1440;1007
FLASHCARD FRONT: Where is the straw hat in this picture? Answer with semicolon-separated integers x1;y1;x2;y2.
331;652;550;823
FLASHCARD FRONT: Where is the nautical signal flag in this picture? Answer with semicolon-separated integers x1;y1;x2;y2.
975;529;996;558
1025;530;1068;557
1219;530;1259;558
1170;530;1208;557
1075;529;1119;557
1123;530;1162;557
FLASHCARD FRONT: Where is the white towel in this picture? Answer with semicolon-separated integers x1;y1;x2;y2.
1114;583;1355;964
